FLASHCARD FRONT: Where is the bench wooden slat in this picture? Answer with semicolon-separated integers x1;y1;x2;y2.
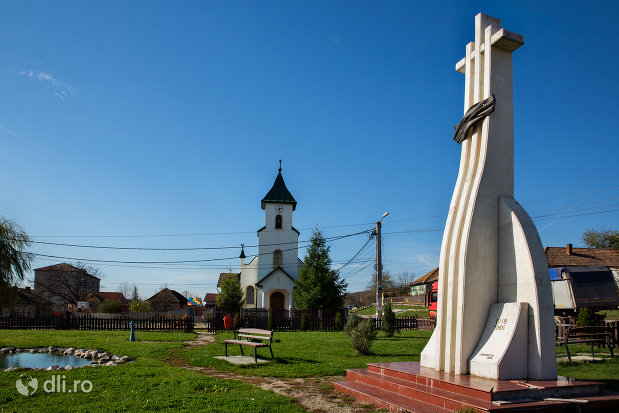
223;328;275;362
224;340;267;347
556;325;615;362
237;334;270;340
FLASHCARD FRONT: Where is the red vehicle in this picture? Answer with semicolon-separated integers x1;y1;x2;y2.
428;282;438;318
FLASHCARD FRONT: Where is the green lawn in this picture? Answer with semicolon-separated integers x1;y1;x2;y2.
180;330;433;378
599;309;619;321
2;328;619;412
352;305;430;318
0;330;304;412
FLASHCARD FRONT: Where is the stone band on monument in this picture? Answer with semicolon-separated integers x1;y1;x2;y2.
419;13;557;380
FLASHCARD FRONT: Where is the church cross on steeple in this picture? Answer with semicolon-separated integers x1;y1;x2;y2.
278;159;282;172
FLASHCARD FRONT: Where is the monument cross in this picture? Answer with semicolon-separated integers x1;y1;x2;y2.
420;13;557;380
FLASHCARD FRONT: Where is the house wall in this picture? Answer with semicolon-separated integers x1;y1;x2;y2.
34;269;100;309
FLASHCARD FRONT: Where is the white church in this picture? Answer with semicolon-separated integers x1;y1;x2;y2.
238;163;303;310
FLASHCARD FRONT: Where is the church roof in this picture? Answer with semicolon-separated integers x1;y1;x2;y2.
256;266;295;286
261;167;297;211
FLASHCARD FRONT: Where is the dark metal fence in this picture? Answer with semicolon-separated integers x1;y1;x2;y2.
0;315;194;332
202;314;435;333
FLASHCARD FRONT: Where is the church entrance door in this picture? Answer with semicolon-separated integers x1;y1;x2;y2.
269;292;285;310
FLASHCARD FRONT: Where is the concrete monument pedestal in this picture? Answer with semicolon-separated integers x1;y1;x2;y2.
334;362;619;412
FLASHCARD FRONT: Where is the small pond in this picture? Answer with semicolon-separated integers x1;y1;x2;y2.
0;352;92;369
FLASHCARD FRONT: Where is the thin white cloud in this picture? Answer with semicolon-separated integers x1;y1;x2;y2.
0;123;33;146
18;69;76;101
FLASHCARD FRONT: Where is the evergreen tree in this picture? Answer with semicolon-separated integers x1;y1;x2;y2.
216;274;244;315
294;229;347;310
131;286;139;301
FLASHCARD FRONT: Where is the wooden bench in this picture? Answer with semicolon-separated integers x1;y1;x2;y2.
224;328;274;362
557;326;615;362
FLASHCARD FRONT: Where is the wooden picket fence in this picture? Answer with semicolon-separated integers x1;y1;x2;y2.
0;315;194;332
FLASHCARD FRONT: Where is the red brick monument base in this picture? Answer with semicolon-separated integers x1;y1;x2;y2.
334;362;619;412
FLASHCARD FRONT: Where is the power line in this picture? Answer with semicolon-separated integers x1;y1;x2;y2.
31;230;371;265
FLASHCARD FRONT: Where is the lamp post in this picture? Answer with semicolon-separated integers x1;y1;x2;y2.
376;212;389;317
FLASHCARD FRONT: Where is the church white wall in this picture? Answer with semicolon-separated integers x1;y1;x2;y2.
240;256;260;308
260;270;296;309
259;203;299;281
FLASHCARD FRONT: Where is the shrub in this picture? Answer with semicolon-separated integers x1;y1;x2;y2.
267;309;275;331
577;307;596;326
349;319;378;355
344;314;361;337
129;299;151;312
300;313;309;331
382;303;399;337
334;313;343;331
98;301;121;314
233;312;241;330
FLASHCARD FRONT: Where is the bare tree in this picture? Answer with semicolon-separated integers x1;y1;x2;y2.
119;281;137;300
36;262;102;308
395;272;416;296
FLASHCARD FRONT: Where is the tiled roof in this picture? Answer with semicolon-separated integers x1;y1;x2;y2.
33;262;100;280
261;170;297;210
87;292;127;304
545;245;619;268
147;288;187;304
411;267;439;285
217;273;239;288
16;288;53;305
203;293;217;303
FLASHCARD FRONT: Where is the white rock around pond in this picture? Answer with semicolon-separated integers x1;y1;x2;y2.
1;347;135;371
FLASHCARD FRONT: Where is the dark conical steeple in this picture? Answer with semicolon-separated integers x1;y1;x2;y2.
261;161;297;210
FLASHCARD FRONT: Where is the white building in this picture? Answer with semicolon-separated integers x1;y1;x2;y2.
239;164;303;310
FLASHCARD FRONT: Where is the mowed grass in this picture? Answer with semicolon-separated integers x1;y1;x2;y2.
0;330;304;413
181;330;433;378
599;309;619;321
352;305;430;318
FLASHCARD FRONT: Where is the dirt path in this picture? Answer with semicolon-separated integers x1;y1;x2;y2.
167;332;377;413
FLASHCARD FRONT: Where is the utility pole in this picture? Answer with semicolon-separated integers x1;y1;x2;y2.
376;212;389;317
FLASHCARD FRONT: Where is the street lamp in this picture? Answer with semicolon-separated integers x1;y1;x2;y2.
376;212;389;317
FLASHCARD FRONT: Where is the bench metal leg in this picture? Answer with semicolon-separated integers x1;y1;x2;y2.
239;345;244;356
225;342;228;357
269;345;274;359
609;341;614;358
591;342;595;359
565;342;571;362
254;347;257;363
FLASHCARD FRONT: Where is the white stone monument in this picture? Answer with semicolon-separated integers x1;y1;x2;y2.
420;13;557;380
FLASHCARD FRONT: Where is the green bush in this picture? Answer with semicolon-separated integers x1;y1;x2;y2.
98;301;121;314
129;299;151;312
267;309;275;331
382;303;399;337
349;319;378;355
577;307;596;326
300;313;309;331
344;315;361;337
334;313;343;331
233;313;241;330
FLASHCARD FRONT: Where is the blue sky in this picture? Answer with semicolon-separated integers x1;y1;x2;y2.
1;1;618;298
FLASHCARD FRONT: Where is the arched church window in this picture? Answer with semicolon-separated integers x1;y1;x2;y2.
273;249;283;267
275;214;282;229
245;286;255;305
